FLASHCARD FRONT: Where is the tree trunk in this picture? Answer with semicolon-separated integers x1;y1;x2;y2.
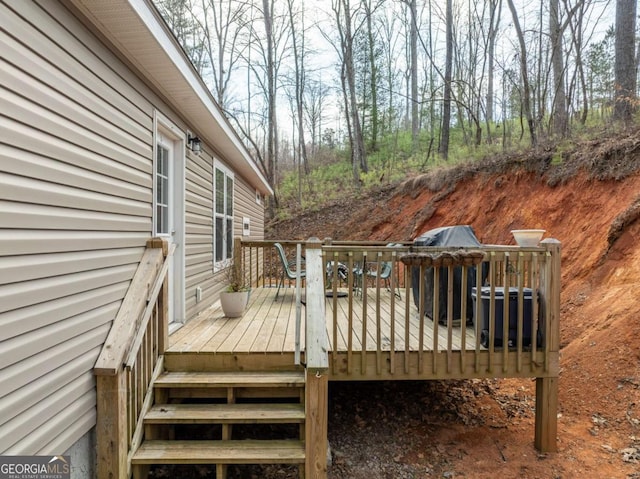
486;0;501;142
438;0;453;159
409;0;419;150
613;0;637;123
262;0;277;214
506;0;537;147
339;0;367;182
550;0;568;137
364;0;379;151
286;0;310;177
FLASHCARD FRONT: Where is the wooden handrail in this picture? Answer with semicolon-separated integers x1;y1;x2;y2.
94;238;169;375
95;238;172;479
125;243;175;368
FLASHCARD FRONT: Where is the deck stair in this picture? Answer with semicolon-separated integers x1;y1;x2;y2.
131;370;307;479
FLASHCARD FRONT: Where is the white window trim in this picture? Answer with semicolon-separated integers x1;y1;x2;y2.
213;161;235;272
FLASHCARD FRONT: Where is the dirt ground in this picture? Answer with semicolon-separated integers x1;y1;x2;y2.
266;130;640;478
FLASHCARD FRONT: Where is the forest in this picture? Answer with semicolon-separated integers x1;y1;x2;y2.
155;0;636;214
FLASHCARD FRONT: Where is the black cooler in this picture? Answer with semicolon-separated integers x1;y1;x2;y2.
411;225;485;324
471;286;534;348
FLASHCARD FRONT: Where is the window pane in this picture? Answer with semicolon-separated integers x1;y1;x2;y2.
162;205;169;234
163;176;169;204
156;205;166;234
156;175;162;204
215;217;224;262
215;169;225;214
156;144;170;235
156;147;163;175
226;218;233;259
226;176;233;216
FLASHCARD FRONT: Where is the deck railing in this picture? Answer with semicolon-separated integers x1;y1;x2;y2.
238;237;560;452
321;241;561;379
94;238;173;479
239;238;560;378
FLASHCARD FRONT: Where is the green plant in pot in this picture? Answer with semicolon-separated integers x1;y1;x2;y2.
220;263;250;318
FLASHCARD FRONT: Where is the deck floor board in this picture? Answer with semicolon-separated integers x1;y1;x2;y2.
168;287;477;355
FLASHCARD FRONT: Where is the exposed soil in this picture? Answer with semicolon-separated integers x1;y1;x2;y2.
266;128;640;478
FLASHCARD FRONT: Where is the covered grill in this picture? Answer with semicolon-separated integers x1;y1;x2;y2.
411;225;485;324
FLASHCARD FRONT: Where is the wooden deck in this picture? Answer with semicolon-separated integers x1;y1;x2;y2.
96;239;560;479
168;286;477;355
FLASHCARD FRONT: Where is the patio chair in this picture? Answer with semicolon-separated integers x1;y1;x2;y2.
274;242;306;300
357;243;402;298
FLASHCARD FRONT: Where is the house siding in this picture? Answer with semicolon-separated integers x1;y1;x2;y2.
1;0;267;456
184;151;214;318
0;0;153;455
183;156;266;319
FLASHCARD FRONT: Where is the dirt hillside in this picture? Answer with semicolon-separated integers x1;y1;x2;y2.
268;130;640;478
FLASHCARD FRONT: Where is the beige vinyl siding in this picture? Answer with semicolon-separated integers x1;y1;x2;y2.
1;0;268;456
234;175;266;286
0;373;95;451
235;175;265;239
183;156;267;319
0;348;100;426
184;152;215;318
0;0;153;455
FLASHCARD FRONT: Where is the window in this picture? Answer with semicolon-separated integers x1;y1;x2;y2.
214;164;234;269
155;142;171;236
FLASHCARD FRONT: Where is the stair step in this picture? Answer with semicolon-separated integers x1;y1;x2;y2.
132;440;305;465
145;403;305;424
154;371;305;389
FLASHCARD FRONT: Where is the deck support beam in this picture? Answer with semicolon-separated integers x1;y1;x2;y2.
96;372;129;479
535;239;561;452
305;238;330;478
305;371;328;479
535;376;558;452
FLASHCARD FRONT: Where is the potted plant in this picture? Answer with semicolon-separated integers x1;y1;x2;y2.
219;263;250;318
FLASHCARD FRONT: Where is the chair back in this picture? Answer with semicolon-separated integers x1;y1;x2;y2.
379;242;400;279
274;242;302;279
378;261;393;279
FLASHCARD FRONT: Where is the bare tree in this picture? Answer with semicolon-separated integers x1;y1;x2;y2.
613;0;636;123
303;75;330;152
286;0;309;176
401;0;419;150
486;0;502;129
262;0;277;209
155;0;208;72
362;0;382;151
377;7;403;135
329;0;368;186
506;0;537;147
550;0;569;137
438;0;453;159
198;0;249;109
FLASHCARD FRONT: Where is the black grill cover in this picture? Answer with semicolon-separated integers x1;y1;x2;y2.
412;225;484;323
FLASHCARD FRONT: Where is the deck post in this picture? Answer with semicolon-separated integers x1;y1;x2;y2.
95;238;170;479
305;237;329;478
96;372;129;479
306;371;329;479
535;239;561;452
